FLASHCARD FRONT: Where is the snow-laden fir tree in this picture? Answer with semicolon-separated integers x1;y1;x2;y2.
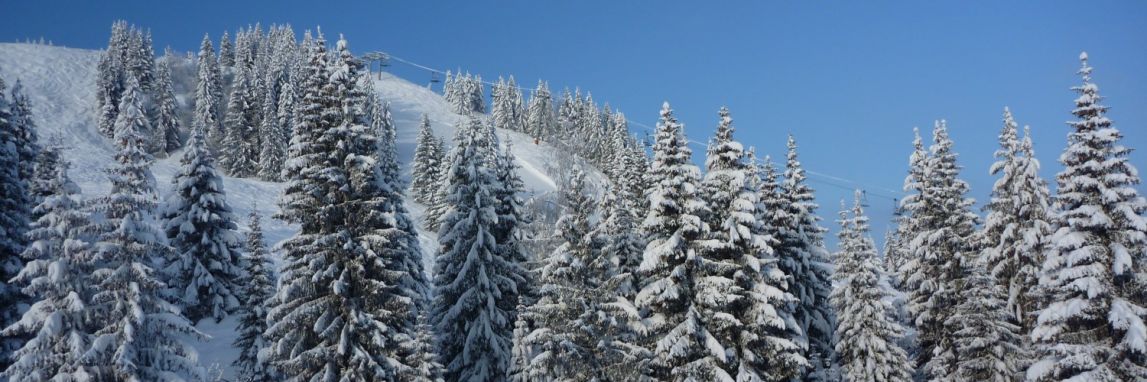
948;256;1024;382
1028;52;1147;382
893;128;927;290
266;34;431;380
775;134;836;381
423;131;460;231
220;72;260;177
900;121;980;381
0;79;32;368
492;77;524;132
493;138;534;308
153;57;183;154
29;143;65;213
256;79;286;181
9;81;42;186
637;102;738;380
411;114;443;204
85;81;203;380
981;108;1052;340
96;25;124;138
518;169;647;381
526;80;557;141
260;70;296;181
431;116;523;382
366;87;440;381
831;190;913;382
752;153;812;368
0;157;96;381
159;126;244;324
194;34;224;148
219;30;235;67
232;208;276;382
700;108;806;381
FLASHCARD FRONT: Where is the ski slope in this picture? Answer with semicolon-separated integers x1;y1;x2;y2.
0;42;585;377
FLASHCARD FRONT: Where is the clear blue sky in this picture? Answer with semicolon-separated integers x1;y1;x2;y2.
3;1;1146;243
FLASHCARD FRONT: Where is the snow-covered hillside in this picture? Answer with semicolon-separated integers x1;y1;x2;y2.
0;42;582;377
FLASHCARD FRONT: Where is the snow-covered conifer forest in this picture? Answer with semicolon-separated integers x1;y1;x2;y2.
0;19;1145;382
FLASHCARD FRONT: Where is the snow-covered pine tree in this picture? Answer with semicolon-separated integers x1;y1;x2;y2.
901;121;980;381
422;132;459;231
255;81;284;181
775;134;836;381
411;114;443;204
232;208;276;382
831;191;913;382
159;126;244;324
431;116;522;382
493;138;534;308
96;24;126;138
8;81;42;185
526;80;557;141
219;30;235;67
219;72;260;177
153;57;182;154
126;28;155;93
948;256;1024;381
895;128;928;292
520;169;647;381
981;108;1052;343
0;78;31;369
492;77;512;128
519;169;599;380
266;34;430;380
636;102;735;380
85;84;202;380
0;154;96;381
366;89;440;380
260;69;296;181
701;109;806;381
752;153;814;373
1029;52;1147;382
467;74;486;114
194;34;225;148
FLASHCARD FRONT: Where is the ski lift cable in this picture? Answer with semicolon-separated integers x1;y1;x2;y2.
382;50;906;200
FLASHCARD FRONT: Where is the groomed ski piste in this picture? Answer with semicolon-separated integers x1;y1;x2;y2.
0;42;600;378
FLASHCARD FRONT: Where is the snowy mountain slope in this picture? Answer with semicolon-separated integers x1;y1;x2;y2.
0;42;588;376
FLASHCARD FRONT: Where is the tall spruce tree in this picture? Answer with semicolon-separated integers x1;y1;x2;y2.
1028;52;1147;382
0;79;39;369
701;108;805;380
981;108;1052;342
256;80;286;181
776;135;836;381
194;34;224;148
159;126;244;324
901;121;980;381
431;116;522;382
636;102;732;380
233;208;276;382
949;258;1024;382
85;84;202;380
411;114;443;204
526;80;557;141
220;72;260;177
153;57;183;154
219;30;235;67
0;159;95;381
493;139;533;308
831;191;913;382
266;34;430;380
